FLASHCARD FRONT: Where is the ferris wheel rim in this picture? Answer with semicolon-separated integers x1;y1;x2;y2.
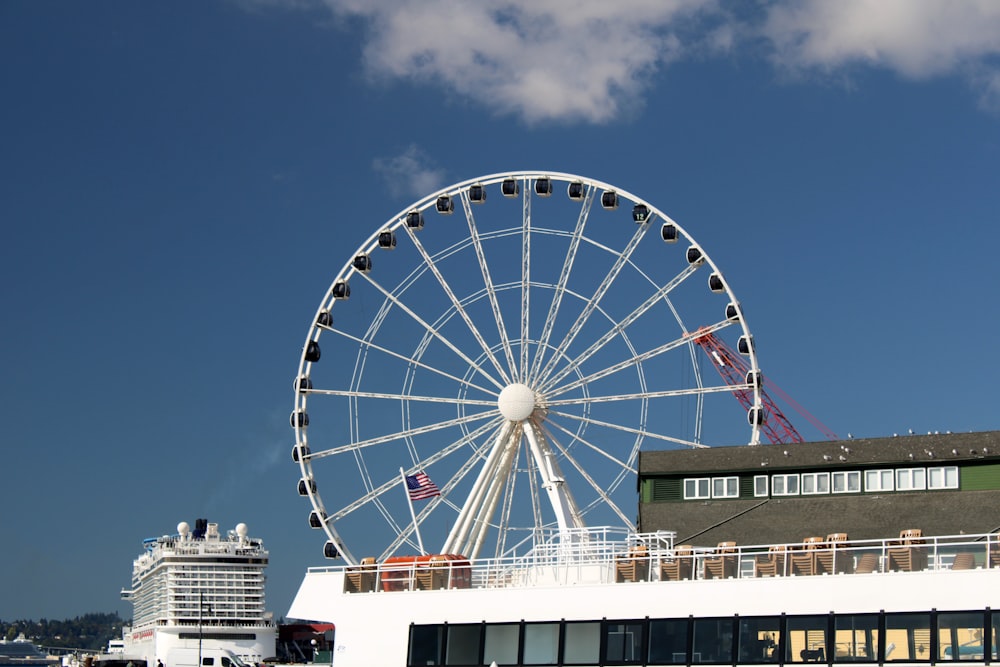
291;171;763;566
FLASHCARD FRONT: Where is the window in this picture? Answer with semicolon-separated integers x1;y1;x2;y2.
483;624;519;665
409;625;444;666
834;614;880;662
832;471;861;494
523;622;560;665
937;612;985;661
896;468;927;491
772;474;799;496
564;622;601;665
738;616;781;664
684;478;710;500
692;618;734;664
754;475;769;498
801;473;830;495
605;621;645;664
648;619;688;665
884;613;931;661
928;466;959;489
713;477;739;499
865;469;894;492
786;615;828;663
444;624;481;665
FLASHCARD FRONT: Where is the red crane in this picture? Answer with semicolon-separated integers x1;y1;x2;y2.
693;328;838;444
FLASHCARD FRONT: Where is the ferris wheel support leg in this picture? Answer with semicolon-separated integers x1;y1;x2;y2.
443;421;517;557
522;419;583;537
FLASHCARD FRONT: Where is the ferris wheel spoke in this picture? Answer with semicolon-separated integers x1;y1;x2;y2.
308;387;495;408
535;219;653;385
536;262;702;394
528;185;596;385
322;418;504;525
309;409;498;460
547;319;737;398
547;408;710;450
536;422;634;529
547;383;742;407
539;413;637;472
519;181;531;381
402;225;512;385
318;325;502;398
354;270;507;391
459;192;518;380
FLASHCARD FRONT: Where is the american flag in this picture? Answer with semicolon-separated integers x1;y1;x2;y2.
405;471;440;501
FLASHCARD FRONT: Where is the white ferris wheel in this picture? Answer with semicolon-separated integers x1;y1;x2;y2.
291;171;764;566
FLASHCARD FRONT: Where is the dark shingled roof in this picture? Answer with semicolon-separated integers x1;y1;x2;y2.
638;431;1000;547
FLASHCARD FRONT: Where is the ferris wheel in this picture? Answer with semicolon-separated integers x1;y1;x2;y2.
291;171;764;566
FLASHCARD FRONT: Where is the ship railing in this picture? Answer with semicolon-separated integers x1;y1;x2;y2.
322;529;1000;593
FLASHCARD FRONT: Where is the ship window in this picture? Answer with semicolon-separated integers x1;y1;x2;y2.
605;620;645;664
801;472;830;495
692;618;734;664
936;612;985;661
772;474;799;496
684;478;710;500
444;624;481;665
483;624;519;665
408;625;444;666
896;468;927;491
865;469;894;492
564;621;601;664
834;613;880;662
990;611;1000;660
713;476;739;498
832;471;861;494
648;618;689;665
523;622;560;665
884;612;932;662
738;616;781;664
928;466;959;489
786;615;828;663
754;475;769;498
202;660;213;666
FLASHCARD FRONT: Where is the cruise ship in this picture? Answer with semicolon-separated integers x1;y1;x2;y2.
118;519;275;667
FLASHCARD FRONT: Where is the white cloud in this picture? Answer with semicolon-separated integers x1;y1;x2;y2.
243;0;1000;120
760;0;1000;106
372;145;447;199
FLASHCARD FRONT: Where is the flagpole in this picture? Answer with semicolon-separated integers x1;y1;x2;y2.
401;467;427;555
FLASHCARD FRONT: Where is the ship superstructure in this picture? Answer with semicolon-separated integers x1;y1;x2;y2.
120;519;275;667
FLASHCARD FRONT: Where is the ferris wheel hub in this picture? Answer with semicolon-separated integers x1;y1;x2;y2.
497;383;537;421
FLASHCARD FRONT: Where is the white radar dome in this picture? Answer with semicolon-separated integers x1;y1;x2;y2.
177;521;190;536
236;523;248;537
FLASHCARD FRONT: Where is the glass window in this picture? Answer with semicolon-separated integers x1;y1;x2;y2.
684;478;710;500
885;613;932;661
692;618;734;664
834;614;880;662
896;468;927;491
865;469;894;492
713;477;739;499
991;610;1000;661
483;624;519;666
754;475;768;497
802;473;830;495
564;622;600;665
648;619;689;665
445;624;480;665
937;612;985;661
605;621;645;664
928;466;959;489
409;625;444;666
772;474;799;496
523;623;559;665
786;616;828;663
738;616;780;664
832;471;861;494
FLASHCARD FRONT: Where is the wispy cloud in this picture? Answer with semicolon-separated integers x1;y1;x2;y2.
372;145;447;199
243;0;1000;119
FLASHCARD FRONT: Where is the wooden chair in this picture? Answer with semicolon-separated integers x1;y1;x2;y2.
755;545;786;577
660;545;694;581
343;556;378;593
414;555;452;590
815;533;854;574
887;528;928;572
615;546;650;582
704;541;739;579
855;552;880;574
951;553;976;570
790;537;824;576
990;534;1000;568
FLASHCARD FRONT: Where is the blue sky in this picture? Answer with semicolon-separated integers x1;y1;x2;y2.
1;0;999;622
